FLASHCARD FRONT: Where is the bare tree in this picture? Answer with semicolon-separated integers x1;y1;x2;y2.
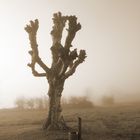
35;97;44;109
26;98;35;109
25;12;86;130
15;97;26;110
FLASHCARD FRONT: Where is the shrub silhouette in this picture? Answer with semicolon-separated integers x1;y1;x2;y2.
101;95;115;106
62;96;94;109
15;96;94;110
15;97;26;109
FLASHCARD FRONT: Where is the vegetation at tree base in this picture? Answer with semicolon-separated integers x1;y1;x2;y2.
14;96;94;110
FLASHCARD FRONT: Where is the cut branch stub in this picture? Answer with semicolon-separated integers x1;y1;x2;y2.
68;16;81;32
51;12;67;45
25;19;39;34
65;16;81;49
69;49;78;60
78;50;87;63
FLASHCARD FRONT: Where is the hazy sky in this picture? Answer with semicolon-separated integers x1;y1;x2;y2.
0;0;140;108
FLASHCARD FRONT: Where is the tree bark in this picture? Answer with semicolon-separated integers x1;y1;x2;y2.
43;79;68;130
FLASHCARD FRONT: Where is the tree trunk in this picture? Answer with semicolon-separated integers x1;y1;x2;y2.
43;80;68;130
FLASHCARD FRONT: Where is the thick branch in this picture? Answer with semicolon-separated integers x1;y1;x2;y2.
50;13;82;78
51;12;67;45
64;16;81;49
27;64;46;77
25;19;50;76
50;12;67;68
64;50;86;79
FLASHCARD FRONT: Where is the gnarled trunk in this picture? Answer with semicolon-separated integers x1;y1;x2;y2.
43;80;68;130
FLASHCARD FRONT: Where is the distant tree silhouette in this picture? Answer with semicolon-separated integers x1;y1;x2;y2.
63;96;94;109
34;97;44;109
25;12;86;130
15;97;26;109
42;96;49;109
15;97;47;110
26;98;35;109
101;95;115;106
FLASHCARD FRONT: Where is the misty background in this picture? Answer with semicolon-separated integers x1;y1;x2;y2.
0;0;140;108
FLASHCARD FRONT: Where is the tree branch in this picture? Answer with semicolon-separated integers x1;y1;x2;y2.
64;16;81;50
64;50;86;79
50;13;85;79
27;64;46;77
25;19;50;76
50;12;67;67
58;48;78;77
51;12;67;45
57;15;81;77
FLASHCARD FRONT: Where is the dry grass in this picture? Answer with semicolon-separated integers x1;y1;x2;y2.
0;104;140;140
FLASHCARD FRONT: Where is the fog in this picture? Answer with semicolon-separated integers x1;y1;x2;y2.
0;0;140;108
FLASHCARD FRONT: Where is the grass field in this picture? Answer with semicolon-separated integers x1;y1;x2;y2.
0;104;140;140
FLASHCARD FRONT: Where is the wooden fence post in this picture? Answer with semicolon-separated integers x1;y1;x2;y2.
68;132;78;140
78;117;82;140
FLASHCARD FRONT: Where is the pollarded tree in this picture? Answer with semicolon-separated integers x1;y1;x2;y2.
25;12;86;130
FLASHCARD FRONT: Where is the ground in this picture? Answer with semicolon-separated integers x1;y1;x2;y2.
0;103;140;140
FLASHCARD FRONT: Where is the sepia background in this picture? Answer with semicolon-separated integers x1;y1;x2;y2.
0;0;140;108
